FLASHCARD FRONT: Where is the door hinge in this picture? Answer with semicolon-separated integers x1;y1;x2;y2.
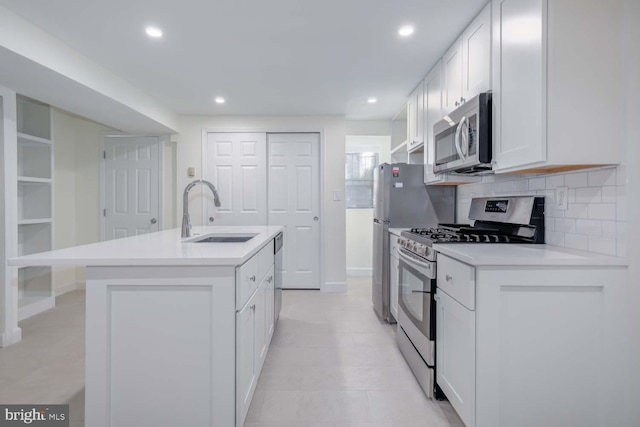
103;151;106;159
103;209;106;217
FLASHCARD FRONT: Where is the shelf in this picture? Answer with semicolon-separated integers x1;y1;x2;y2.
18;141;52;179
390;140;408;154
18;222;52;256
18;218;53;225
18;132;52;145
18;176;53;183
17;96;51;140
18;179;52;221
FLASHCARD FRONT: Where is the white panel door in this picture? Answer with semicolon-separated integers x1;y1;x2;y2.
267;133;320;289
204;133;267;225
104;136;160;240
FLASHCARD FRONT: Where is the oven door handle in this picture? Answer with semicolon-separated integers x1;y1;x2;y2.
398;247;436;277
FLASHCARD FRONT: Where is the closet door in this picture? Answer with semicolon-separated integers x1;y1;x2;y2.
204;133;267;225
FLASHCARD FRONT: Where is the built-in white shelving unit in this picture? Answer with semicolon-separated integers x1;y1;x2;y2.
15;95;54;321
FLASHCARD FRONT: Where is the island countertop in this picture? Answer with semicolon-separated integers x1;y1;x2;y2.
8;226;284;267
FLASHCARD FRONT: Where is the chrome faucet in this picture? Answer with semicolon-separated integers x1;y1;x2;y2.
181;180;221;238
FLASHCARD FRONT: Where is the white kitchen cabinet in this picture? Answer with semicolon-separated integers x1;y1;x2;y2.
434;248;628;427
436;255;476;427
236;250;275;427
442;4;491;116
491;0;623;173
461;3;491;101
236;288;259;426
423;61;481;186
407;81;424;152
442;38;463;115
389;234;400;320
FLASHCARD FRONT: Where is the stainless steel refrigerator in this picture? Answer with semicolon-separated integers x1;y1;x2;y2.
372;163;455;322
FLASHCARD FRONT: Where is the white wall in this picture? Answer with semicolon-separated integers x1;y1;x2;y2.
175;115;346;291
345;134;391;276
52;109;115;291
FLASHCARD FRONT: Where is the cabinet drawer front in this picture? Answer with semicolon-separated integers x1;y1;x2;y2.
257;240;274;283
236;255;259;309
437;254;475;310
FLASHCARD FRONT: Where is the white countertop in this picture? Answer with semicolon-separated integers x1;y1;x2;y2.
432;243;628;267
389;228;408;237
8;226;284;267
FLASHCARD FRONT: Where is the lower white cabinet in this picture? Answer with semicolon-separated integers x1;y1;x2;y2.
237;264;275;427
435;251;628;427
436;289;476;427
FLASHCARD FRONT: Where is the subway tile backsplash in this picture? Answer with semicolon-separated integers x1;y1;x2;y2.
456;165;627;257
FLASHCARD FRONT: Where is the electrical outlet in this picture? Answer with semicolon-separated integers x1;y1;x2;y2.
556;186;568;211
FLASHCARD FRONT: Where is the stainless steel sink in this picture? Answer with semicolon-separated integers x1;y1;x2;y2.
187;233;258;243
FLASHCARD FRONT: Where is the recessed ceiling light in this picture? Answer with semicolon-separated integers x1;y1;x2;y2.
398;25;415;37
145;26;163;38
215;97;225;104
368;97;378;104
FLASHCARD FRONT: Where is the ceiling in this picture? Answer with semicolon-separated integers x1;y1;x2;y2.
0;0;487;120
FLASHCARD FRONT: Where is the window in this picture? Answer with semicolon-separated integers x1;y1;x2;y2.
345;152;378;209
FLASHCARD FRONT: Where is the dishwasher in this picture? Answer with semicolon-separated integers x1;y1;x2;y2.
274;232;283;324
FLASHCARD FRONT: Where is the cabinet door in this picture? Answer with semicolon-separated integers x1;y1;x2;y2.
492;0;546;172
423;61;444;184
236;298;257;427
436;290;476;427
254;281;268;372
462;3;491;100
265;267;275;343
442;37;463;114
407;81;424;151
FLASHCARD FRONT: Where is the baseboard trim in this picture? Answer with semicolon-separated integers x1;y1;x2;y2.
346;268;373;277
55;281;85;296
0;327;22;348
322;281;347;292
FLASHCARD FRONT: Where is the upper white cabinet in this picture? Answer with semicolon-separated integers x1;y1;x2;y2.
442;3;491;115
407;81;424;152
442;38;463;115
492;0;623;173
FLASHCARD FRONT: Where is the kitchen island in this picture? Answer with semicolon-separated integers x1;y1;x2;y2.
9;225;284;427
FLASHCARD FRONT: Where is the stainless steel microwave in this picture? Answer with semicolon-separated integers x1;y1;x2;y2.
433;92;492;175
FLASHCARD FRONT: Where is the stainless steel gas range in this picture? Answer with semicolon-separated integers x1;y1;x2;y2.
395;196;545;398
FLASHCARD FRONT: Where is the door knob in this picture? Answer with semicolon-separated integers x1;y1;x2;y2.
150;218;157;224
313;216;319;221
209;217;215;222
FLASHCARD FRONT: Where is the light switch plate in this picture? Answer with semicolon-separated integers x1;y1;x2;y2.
556;186;568;211
187;167;196;177
333;190;341;201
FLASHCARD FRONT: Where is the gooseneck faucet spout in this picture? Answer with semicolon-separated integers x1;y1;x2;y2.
182;179;221;238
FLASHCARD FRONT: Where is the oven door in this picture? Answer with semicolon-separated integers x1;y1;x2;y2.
397;247;436;343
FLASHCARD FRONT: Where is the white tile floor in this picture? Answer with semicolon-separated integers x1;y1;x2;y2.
0;277;464;427
245;277;464;427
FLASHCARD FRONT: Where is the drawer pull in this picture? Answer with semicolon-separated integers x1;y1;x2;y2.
267;276;273;283
446;275;453;281
249;275;256;282
250;305;256;311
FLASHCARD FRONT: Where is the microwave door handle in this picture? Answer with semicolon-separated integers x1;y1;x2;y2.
460;116;469;157
454;116;467;161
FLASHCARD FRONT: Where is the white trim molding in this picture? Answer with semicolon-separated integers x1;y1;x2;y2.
346;268;373;277
322;281;347;292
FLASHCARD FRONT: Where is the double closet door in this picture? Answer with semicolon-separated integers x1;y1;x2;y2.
204;132;320;290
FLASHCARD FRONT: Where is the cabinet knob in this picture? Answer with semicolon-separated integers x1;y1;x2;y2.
455;101;459;107
267;276;273;283
250;304;256;311
249;275;256;282
446;275;453;281
460;97;466;103
209;217;215;223
150;218;157;224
